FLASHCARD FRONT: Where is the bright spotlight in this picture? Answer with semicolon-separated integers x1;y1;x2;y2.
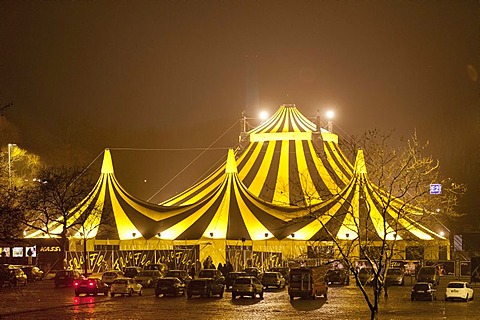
326;110;335;120
259;111;269;121
439;231;445;237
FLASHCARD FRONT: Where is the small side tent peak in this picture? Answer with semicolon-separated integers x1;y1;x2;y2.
225;149;237;174
354;149;367;175
101;148;114;174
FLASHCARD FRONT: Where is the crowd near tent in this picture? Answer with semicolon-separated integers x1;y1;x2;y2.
21;105;449;272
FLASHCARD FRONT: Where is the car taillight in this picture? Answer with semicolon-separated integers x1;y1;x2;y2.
88;281;95;287
73;280;80;287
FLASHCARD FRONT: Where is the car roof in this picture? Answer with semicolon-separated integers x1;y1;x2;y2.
447;281;466;284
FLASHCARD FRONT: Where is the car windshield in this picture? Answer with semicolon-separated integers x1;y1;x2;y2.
413;284;429;290
56;271;71;276
263;273;277;278
199;270;215;277
158;279;175;285
235;278;252;284
113;279;128;284
447;283;465;288
387;269;402;275
167;271;181;277
138;271;154;277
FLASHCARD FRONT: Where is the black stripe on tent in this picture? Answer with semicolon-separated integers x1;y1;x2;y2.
95;176;120;240
324;142;351;180
225;176;253;240
260;141;281;203
234;176;290;239
241;142;269;189
302;140;330;199
288;140;304;206
357;176;382;242
176;184;231;240
320;142;348;189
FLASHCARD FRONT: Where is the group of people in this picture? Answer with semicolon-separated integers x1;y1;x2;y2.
187;256;234;279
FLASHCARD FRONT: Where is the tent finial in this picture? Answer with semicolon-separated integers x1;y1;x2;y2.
101;148;114;174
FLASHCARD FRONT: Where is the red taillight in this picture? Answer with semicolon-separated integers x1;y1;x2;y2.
73;281;80;287
88;281;95;287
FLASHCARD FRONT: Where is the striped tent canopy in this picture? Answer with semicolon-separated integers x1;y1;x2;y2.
25;149;312;241
279;150;445;241
162;104;354;207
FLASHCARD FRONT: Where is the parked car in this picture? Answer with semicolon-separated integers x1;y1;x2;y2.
54;269;83;287
143;263;168;276
417;266;440;286
123;266;142;278
134;270;163;288
261;271;286;289
243;267;262;279
74;278;109;296
445;281;474;301
225;271;247;289
270;267;290;283
232;276;264;299
101;270;124;285
325;268;350;285
411;282;437;301
165;269;192;284
155;277;186;297
198;269;225;284
21;266;44;282
358;267;373;285
385;268;404;286
110;278;143;297
7;267;28;286
186;278;224;298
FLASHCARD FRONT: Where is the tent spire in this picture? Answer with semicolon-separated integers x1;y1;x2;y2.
354;149;367;175
101;148;114;174
225;149;237;174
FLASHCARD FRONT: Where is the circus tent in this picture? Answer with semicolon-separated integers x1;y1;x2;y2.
23;104;448;267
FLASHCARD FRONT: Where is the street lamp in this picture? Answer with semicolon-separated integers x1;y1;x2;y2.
325;111;334;132
8;143;16;188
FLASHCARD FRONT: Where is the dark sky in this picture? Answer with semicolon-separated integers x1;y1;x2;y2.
1;1;479;224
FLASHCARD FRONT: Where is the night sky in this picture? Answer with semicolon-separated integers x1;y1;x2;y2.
1;2;478;225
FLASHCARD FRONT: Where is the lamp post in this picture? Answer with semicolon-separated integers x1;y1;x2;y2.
8;143;16;188
264;233;268;272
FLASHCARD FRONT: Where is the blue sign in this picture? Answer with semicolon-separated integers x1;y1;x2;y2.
430;184;442;195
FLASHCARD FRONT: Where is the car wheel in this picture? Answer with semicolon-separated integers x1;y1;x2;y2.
187;294;192;299
259;291;264;299
129;289;133;297
111;293;115;297
207;289;212;298
232;293;236;300
139;289;142;296
289;295;294;301
430;295;434;301
219;288;224;298
75;292;79;297
465;295;468;302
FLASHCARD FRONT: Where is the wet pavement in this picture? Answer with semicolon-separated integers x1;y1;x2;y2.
1;275;479;320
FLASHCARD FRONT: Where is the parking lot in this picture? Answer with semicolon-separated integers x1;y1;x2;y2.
0;275;479;320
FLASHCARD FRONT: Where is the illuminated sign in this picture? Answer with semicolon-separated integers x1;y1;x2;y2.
430;184;442;195
39;246;61;252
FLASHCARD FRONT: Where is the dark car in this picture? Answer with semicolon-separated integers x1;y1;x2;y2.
326;268;350;285
270;267;290;283
134;270;163;288
225;271;247;289
21;266;44;282
74;278;109;296
411;282;437;301
155;277;186;297
6;267;28;286
143;263;168;276
358;268;373;285
123;266;142;278
232;276;264;299
198;269;225;284
243;267;262;279
417;266;440;286
186;278;224;298
165;270;192;284
386;268;405;286
54;269;83;287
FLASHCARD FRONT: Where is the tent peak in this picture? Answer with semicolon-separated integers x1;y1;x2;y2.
101;148;114;174
225;149;237;174
354;149;367;174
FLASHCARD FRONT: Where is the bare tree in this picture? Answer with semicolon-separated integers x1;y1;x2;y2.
22;165;95;269
292;131;465;320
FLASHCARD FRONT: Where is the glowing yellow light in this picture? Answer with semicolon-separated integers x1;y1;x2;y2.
259;111;269;121
326;110;335;120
